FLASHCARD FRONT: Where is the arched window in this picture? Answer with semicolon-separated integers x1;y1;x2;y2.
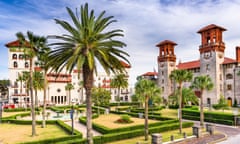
226;74;233;79
19;54;24;59
13;61;18;68
25;62;29;68
12;54;17;59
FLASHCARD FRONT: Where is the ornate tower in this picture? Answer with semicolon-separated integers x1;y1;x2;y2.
156;40;177;100
197;24;226;104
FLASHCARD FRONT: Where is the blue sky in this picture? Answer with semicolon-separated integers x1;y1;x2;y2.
1;0;240;86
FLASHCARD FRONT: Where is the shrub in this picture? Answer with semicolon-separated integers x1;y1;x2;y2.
115;114;133;124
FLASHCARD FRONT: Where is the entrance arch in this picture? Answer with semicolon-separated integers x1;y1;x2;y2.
227;97;232;107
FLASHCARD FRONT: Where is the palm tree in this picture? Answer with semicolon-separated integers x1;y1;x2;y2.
169;69;193;134
65;83;74;105
110;73;128;109
135;78;161;141
47;3;129;143
17;72;27;107
16;31;46;136
191;75;213;128
169;88;198;107
32;71;44;108
35;43;50;128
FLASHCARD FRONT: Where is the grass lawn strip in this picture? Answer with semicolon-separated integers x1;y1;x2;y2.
106;127;193;144
2;111;28;118
93;114;159;129
0;123;70;144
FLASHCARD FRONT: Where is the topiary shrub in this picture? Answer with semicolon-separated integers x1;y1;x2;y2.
115;114;133;124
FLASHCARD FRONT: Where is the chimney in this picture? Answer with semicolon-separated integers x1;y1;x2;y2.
236;46;240;63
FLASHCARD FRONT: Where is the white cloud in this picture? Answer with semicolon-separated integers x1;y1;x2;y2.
1;0;240;85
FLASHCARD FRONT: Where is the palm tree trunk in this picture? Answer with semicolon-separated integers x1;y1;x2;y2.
144;96;149;141
117;87;120;110
20;81;23;108
42;71;47;128
200;91;204;128
179;85;182;134
83;65;94;144
35;90;38;108
30;60;36;136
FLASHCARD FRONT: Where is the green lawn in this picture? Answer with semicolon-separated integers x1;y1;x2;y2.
93;114;159;129
2;111;28;118
159;108;178;119
0;123;70;144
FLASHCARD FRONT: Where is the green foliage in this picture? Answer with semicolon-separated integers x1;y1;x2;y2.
115;114;133;124
92;88;111;106
169;88;198;107
212;94;229;111
182;109;234;125
58;121;193;144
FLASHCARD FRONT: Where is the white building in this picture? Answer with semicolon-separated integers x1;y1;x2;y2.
5;40;132;107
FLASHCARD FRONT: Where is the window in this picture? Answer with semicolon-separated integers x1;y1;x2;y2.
206;64;210;71
226;74;233;79
12;54;17;59
13;61;18;68
57;88;61;93
162;87;164;92
161;71;164;75
162;79;164;84
19;54;24;59
227;84;232;91
25;62;29;68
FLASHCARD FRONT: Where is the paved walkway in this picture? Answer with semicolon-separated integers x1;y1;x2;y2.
183;119;240;144
21;110;102;138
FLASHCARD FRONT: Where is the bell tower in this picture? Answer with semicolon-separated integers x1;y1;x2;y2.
197;24;226;104
156;40;176;100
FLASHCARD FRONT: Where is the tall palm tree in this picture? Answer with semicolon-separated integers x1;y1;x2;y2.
16;31;46;136
35;43;50;128
169;88;198;107
47;3;129;143
17;72;27;107
191;75;213;128
135;78;161;141
65;83;74;105
32;71;44;108
169;69;193;134
110;73;128;108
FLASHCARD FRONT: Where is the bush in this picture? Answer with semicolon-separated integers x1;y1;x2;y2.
115;115;133;124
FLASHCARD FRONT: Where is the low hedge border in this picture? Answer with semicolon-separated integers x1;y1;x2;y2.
182;109;234;125
2;113;83;144
79;116;178;134
111;110;173;121
57;121;194;144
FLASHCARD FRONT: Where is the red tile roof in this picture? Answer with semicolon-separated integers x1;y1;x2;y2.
223;57;236;64
177;60;200;69
177;57;236;70
5;40;31;48
156;40;177;47
197;24;226;33
142;71;158;76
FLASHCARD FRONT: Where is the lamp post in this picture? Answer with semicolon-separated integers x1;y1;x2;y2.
70;100;75;135
233;108;239;127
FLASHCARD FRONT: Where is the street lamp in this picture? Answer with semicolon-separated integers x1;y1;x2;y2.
70;100;75;135
233;108;239;127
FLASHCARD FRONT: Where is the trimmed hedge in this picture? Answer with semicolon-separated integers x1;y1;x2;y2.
109;102;140;106
56;121;194;144
79;116;178;134
182;109;234;125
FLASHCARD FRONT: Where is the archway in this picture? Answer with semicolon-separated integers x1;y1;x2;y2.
227;97;232;107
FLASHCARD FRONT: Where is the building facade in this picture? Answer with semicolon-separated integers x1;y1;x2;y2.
5;40;132;107
157;24;240;106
